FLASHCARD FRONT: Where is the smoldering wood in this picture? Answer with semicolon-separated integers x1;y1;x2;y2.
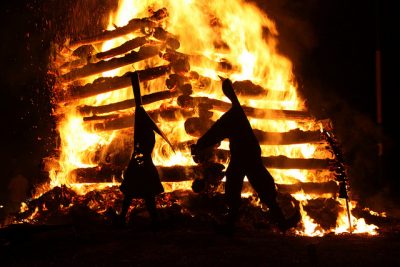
68;8;168;49
78;90;180;115
183;117;320;144
60;45;161;82
92;107;195;131
60;65;171;101
178;96;311;120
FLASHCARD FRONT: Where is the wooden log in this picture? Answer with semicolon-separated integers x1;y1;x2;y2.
232;80;289;99
70;165;337;195
183;117;321;144
162;49;234;72
60;36;151;70
78;90;180;115
83;114;119;121
95;36;151;60
215;150;332;169
60;65;171;101
71;166;124;183
275;181;338;195
60;45;161;82
92;107;195;131
178;96;311;120
68;8;168;49
240;181;338;195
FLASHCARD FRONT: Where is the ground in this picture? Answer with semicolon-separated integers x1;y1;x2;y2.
1;188;400;267
1;222;400;267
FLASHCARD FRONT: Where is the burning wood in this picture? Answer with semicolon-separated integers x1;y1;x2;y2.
60;45;162;82
184;117;320;144
92;107;195;131
69;165;337;195
78;90;180;115
178;96;311;120
67;8;168;50
31;1;380;237
59;65;171;101
60;36;150;70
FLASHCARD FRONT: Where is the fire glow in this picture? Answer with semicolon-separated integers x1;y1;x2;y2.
34;0;380;236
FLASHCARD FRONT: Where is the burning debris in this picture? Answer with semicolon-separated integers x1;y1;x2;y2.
5;0;383;236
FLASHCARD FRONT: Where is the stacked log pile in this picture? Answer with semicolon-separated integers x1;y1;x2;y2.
51;7;341;199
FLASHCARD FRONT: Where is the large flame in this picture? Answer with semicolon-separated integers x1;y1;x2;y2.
40;0;380;236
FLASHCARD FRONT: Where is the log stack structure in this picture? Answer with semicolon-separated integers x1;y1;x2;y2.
49;7;349;208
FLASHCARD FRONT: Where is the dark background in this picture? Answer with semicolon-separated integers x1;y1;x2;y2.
0;1;398;209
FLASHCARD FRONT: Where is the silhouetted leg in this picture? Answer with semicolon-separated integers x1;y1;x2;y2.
144;196;159;228
246;159;279;207
117;196;132;226
225;161;245;227
246;159;300;231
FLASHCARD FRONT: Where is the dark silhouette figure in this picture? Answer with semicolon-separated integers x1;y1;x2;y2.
191;77;300;233
118;71;173;227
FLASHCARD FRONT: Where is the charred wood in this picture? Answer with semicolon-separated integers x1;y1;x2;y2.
60;45;161;82
61;65;171;101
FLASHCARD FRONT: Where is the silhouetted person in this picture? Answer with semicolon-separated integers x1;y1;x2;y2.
191;77;300;233
118;72;173;227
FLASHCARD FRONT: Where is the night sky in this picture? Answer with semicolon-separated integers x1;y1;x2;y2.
0;1;398;206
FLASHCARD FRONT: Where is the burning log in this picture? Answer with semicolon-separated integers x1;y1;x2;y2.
78;90;180;115
71;166;123;183
214;150;332;169
178;96;311;120
68;8;168;49
92;107;195;131
83;114;119;121
275;181;338;195
94;36;151;61
60;36;150;70
232;80;289;99
162;49;234;72
241;180;338;195
70;165;337;195
60;65;171;101
60;45;161;82
184;117;320;144
71;163;225;183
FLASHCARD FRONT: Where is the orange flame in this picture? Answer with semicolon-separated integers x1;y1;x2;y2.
42;0;381;235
